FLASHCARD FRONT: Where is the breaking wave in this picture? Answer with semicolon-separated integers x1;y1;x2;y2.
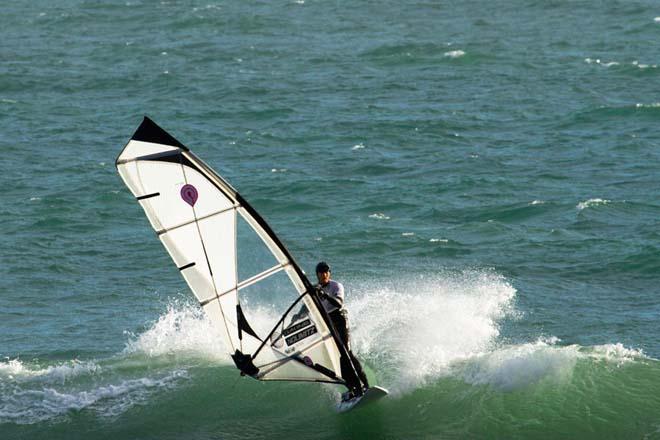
0;357;186;424
348;270;517;394
2;273;652;427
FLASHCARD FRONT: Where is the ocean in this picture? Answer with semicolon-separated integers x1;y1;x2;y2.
2;0;660;438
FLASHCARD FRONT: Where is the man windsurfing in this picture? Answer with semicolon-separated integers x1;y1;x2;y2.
314;261;370;399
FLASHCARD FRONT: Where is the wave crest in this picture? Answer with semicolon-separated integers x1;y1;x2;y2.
123;300;228;361
0;358;101;383
577;198;611;210
348;270;517;394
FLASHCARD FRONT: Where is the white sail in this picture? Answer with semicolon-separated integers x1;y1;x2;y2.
116;117;348;384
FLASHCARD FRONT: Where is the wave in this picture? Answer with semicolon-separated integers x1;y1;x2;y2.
347;270;517;394
457;339;649;391
358;42;477;66
0;359;100;383
368;212;390;220
421;201;554;224
0;300;222;425
576;198;611;210
459;338;579;391
122;300;228;362
3;273;657;431
585;57;659;70
561;103;660;128
0;368;186;424
443;50;465;59
360;42;447;59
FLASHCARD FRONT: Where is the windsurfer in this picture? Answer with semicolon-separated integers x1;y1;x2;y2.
315;261;369;399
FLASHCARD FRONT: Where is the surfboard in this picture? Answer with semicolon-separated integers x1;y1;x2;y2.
337;386;389;413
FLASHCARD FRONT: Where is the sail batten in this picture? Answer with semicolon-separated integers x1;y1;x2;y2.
156;205;238;236
236;263;286;291
116;117;349;386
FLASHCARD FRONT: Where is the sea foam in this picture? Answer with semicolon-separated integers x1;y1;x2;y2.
459;340;650;391
577;198;611;210
460;338;579;391
0;358;100;383
584;58;619;67
347;270;516;394
124;275;516;395
0;370;186;424
342;273;648;395
123;300;228;361
444;50;465;58
369;213;390;220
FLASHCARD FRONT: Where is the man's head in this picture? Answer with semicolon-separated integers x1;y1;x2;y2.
316;261;331;285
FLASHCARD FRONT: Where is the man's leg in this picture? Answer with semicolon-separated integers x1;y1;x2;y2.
349;350;369;389
331;311;363;396
335;310;369;388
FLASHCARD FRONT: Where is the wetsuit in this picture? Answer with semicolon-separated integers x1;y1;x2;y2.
317;280;369;396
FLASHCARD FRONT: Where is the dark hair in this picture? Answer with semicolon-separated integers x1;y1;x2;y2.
315;261;330;273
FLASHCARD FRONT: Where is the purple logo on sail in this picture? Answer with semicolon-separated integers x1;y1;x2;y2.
180;184;198;207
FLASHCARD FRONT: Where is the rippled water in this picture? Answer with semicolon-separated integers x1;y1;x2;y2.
2;0;660;438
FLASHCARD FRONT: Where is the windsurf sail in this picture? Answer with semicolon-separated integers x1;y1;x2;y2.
116;117;360;388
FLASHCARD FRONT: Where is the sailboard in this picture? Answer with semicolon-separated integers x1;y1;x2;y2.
337;386;389;413
115;117;368;394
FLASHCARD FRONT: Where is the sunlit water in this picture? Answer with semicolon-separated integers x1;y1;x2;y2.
3;1;660;438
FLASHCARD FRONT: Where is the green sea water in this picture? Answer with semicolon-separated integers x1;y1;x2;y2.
2;0;660;438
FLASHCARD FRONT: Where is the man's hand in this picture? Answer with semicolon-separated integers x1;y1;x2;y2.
315;285;328;299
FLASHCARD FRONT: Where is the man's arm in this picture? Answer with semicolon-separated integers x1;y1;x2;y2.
316;285;344;309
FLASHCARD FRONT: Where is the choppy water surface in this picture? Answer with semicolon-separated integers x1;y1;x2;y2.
2;1;660;438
